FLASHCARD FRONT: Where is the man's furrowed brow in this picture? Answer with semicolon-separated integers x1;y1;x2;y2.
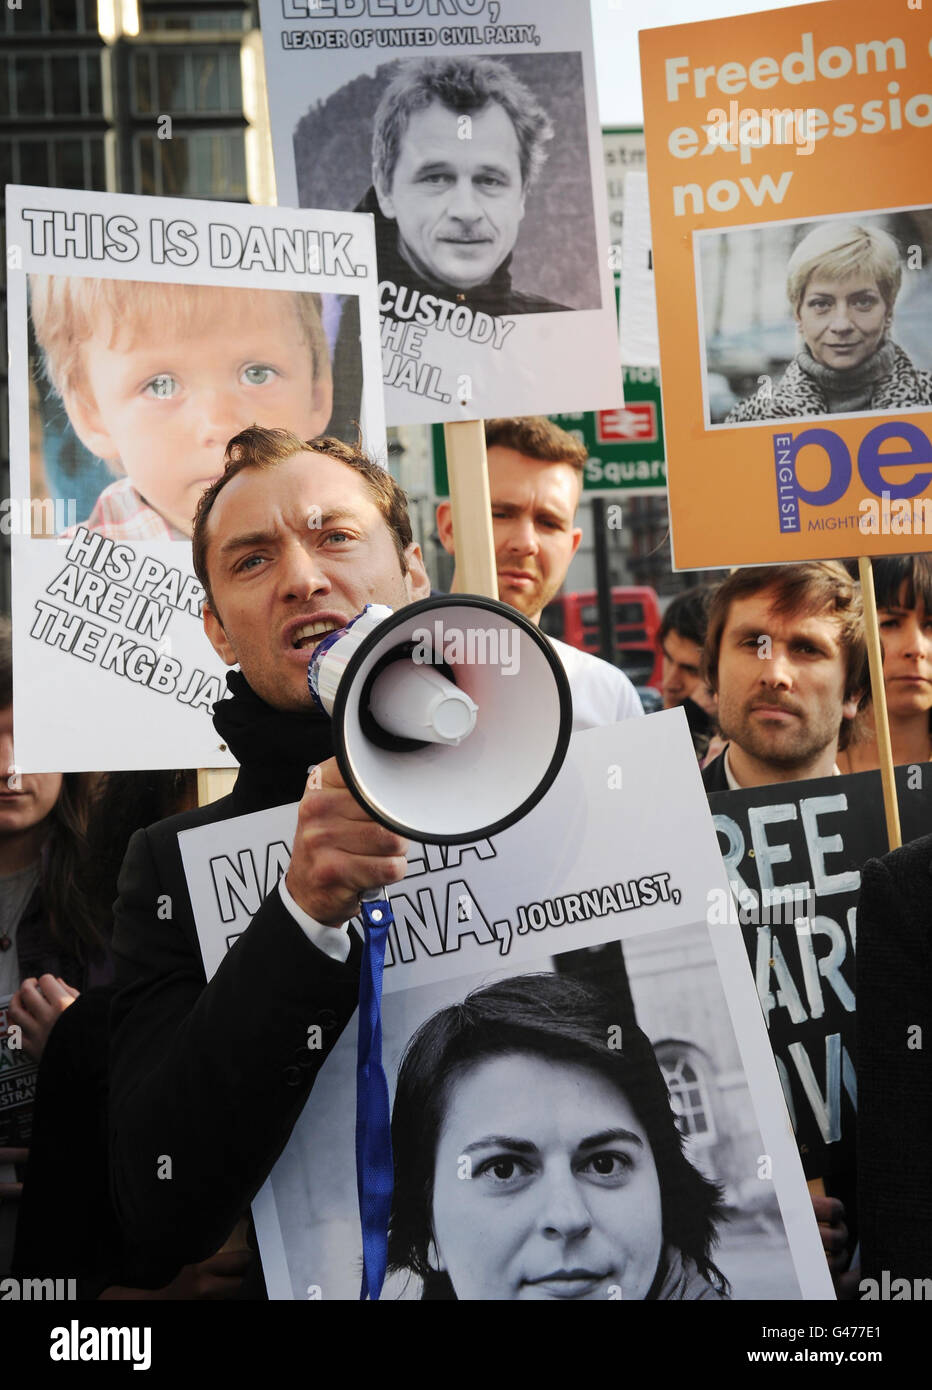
218;528;278;562
318;508;367;528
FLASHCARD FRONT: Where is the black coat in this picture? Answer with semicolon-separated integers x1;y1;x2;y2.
358;186;570;316
700;749;730;793
108;677;362;1289
13;986;120;1296
856;834;932;1284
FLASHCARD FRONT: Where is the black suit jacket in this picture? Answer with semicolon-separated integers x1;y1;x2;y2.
108;763;361;1287
856;834;932;1284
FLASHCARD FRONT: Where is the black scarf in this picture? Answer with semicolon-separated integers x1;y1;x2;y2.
212;670;335;814
355;186;566;316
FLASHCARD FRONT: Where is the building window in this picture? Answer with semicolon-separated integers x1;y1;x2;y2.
2;53;103;119
131;45;242;116
139;6;250;32
656;1044;717;1145
133;127;246;199
3;0;95;33
1;136;106;190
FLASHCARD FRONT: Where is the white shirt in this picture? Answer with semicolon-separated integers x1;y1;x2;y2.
722;744;840;790
549;637;644;731
279;878;351;964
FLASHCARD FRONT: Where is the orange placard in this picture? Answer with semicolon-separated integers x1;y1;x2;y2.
639;0;932;568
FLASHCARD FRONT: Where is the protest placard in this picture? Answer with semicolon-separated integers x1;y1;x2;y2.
181;712;833;1301
257;0;621;426
708;762;932;1183
5;185;384;771
640;0;932;568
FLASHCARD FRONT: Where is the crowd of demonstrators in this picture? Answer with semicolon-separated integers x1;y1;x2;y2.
437;416;643;729
5;415;931;1302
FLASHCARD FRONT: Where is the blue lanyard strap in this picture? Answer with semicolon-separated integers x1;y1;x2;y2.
356;895;394;1301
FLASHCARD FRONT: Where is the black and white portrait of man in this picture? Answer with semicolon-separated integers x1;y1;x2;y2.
293;54;602;317
364;57;567;314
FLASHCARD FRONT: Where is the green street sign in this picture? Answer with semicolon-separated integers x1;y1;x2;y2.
431;367;666;497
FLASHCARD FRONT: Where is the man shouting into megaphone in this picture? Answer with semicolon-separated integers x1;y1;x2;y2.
108;425;432;1294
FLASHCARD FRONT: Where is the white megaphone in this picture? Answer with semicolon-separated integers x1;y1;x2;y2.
307;594;573;844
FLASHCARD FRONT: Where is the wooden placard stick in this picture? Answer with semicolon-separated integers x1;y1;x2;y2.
857;555;901;852
197;768;237;807
443;419;498;601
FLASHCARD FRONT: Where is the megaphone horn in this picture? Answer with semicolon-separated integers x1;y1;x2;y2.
308;594;573;844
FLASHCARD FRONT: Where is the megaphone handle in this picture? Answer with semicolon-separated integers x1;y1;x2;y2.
355;890;395;1301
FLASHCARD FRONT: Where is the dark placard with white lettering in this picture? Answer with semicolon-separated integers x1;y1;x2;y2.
708;764;932;1180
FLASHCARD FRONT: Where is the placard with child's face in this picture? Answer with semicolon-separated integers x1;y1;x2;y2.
257;0;622;425
5;185;385;772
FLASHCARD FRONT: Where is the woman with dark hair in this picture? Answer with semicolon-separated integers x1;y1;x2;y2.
0;617;107;1062
11;767;251;1298
388;972;729;1300
839;554;932;773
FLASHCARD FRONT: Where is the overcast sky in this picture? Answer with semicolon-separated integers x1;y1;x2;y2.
590;0;830;126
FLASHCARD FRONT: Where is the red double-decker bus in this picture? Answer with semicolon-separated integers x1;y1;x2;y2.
540;586;663;692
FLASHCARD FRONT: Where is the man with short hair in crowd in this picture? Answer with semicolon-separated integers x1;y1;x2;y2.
659;587;710;711
108;425;431;1290
700;562;866;793
436;416;643;729
658;586;716;760
366;56;567;315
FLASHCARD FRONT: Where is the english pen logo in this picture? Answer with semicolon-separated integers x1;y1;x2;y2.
773;420;932;535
